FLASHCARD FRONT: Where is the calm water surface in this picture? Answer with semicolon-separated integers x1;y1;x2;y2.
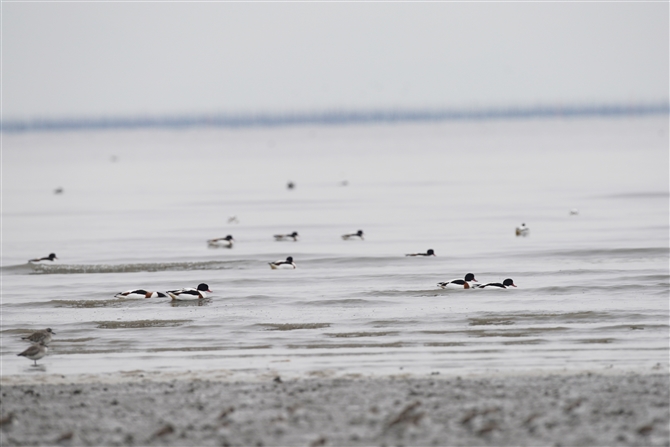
2;117;668;379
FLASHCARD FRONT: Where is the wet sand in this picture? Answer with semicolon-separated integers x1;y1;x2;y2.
1;370;668;446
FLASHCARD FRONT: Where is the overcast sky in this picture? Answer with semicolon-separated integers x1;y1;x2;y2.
2;2;668;120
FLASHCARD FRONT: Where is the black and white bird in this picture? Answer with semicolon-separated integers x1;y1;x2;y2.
21;328;55;345
406;249;436;257
342;230;364;241
475;278;517;289
166;283;212;301
208;235;234;248
17;342;48;366
114;289;168;299
269;256;296;269
274;231;299;242
29;253;57;263
437;273;479;289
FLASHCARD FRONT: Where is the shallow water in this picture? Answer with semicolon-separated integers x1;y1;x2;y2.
2;116;668;378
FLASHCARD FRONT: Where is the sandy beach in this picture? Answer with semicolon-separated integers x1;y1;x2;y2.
1;370;668;446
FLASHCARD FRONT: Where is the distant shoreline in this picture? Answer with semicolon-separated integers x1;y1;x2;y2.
2;102;668;133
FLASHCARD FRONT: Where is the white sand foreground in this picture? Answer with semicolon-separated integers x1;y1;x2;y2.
1;370;668;446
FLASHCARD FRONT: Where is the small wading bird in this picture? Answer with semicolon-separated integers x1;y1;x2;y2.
438;273;479;289
475;278;517;289
17;342;48;366
342;230;364;240
29;253;58;263
167;283;212;301
208;235;234;248
515;223;529;237
21;328;55;345
269;256;296;269
274;231;299;242
114;289;168;299
406;249;436;257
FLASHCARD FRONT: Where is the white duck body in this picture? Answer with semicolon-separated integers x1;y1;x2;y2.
166;283;212;301
406;249;436;257
115;289;168;299
274;232;299;241
269;256;296;269
515;223;529;237
342;230;364;240
29;253;58;263
208;235;234;248
438;273;478;289
475;279;517;289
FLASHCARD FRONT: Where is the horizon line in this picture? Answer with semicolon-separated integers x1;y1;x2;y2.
2;102;668;133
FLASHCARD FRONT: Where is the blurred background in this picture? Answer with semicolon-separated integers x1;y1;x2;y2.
1;2;668;379
2;2;667;121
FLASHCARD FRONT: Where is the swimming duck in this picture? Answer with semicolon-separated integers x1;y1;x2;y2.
475;278;517;289
208;235;234;248
29;253;57;263
17;342;48;366
342;230;364;240
406;249;436;257
515;223;529;237
166;283;212;301
274;231;299;241
114;289;168;299
437;273;479;289
269;256;296;269
21;328;55;345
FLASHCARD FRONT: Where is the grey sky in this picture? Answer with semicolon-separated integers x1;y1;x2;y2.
2;2;668;120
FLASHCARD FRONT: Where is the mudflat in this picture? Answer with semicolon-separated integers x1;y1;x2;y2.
1;372;668;446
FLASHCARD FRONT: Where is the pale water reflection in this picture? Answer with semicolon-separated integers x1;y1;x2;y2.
2;117;668;379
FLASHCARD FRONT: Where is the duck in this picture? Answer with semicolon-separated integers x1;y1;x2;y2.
21;328;55;345
17;342;48;366
342;230;364;240
114;289;168;299
166;283;212;301
475;278;517;289
406;249;436;257
29;253;57;263
269;256;296;269
207;235;234;248
274;231;299;242
437;273;479;289
515;223;529;237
